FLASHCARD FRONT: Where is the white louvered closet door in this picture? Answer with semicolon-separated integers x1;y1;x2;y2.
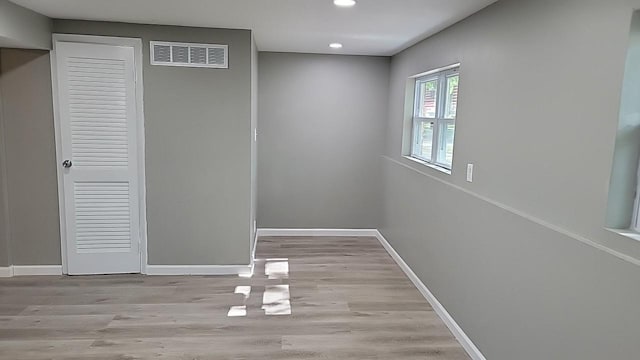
55;42;141;275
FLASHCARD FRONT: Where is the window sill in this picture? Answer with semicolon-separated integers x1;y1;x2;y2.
605;227;640;242
402;156;452;175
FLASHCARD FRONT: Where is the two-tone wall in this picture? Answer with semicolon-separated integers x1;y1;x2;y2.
380;0;640;359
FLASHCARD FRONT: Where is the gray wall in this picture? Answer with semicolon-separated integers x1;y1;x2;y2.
258;52;389;229
0;49;59;266
54;20;253;266
381;0;640;359
0;0;53;267
0;0;51;49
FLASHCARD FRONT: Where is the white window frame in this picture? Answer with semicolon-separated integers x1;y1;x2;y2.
410;66;459;170
632;163;640;232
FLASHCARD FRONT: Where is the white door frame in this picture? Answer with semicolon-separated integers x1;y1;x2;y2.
51;33;148;274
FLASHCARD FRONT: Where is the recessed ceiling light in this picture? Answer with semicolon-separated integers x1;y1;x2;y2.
334;0;356;7
329;43;343;49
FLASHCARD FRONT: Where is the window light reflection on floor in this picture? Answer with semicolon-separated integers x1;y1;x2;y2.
265;258;289;279
227;258;292;317
227;305;247;317
262;284;291;316
234;285;251;299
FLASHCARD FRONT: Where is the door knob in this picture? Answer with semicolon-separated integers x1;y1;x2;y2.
62;160;73;168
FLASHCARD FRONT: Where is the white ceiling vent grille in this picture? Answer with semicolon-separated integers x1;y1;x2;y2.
150;41;228;68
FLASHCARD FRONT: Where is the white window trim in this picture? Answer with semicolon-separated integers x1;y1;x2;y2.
409;66;459;171
605;147;640;242
403;155;452;175
631;159;640;233
412;63;460;79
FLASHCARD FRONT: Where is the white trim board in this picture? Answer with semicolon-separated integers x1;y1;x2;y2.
13;265;63;276
256;228;378;237
373;230;486;360
385;155;640;267
146;265;252;276
0;265;63;277
0;267;13;277
251;231;258;265
0;265;250;277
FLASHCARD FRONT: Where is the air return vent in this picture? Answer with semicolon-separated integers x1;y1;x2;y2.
150;41;228;68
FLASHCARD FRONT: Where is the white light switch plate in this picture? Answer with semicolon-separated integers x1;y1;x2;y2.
466;164;474;182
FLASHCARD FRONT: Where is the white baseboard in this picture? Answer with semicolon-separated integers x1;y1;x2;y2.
13;265;63;276
251;231;258;264
0;264;251;277
0;265;63;277
256;228;378;237
146;265;252;276
373;230;486;360
0;266;13;277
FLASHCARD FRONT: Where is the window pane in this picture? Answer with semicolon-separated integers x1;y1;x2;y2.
437;122;455;168
417;79;438;118
413;121;434;161
444;74;459;119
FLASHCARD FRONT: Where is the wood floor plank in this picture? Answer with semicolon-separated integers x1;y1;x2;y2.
0;236;469;359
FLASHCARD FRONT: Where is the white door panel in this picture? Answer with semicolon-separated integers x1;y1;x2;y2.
55;41;141;275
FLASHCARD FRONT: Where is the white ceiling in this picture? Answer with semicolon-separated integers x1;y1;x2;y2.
10;0;497;56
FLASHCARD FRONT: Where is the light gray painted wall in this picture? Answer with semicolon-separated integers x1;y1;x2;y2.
386;0;640;259
382;0;640;359
258;52;389;229
0;0;51;50
606;11;640;229
0;0;53;266
0;49;60;266
54;20;253;266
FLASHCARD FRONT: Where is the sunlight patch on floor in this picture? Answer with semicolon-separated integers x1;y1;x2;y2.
227;305;247;317
262;284;291;315
265;258;289;279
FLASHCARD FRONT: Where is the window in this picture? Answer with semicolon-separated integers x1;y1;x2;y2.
410;66;460;170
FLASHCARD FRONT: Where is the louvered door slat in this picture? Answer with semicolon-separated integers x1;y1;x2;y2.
68;59;129;168
74;182;131;253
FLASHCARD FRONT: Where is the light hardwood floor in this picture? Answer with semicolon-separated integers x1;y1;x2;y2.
0;236;470;359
